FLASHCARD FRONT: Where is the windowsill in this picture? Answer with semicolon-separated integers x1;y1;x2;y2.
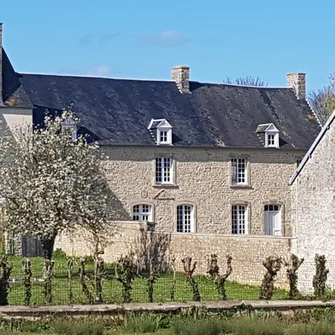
230;184;253;190
153;183;179;189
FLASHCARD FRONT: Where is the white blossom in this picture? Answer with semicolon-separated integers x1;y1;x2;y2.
0;110;111;256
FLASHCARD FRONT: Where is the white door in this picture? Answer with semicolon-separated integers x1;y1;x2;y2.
264;205;281;235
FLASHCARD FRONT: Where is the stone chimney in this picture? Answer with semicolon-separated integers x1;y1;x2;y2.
287;73;306;100
0;23;3;106
172;65;190;93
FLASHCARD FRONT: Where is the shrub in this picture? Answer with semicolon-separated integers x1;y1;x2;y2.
260;256;282;300
313;254;329;298
51;317;104;335
229;316;285;335
124;314;169;333
53;248;67;259
286;322;335;335
172;318;227;335
284;254;304;299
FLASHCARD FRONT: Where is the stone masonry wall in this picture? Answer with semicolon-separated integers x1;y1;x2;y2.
101;146;304;236
291;120;335;293
54;145;302;287
56;224;291;288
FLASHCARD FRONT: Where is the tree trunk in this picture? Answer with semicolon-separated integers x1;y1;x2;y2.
40;234;56;260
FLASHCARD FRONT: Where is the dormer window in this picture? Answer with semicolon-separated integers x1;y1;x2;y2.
266;134;275;147
160;130;168;143
256;123;280;149
148;118;173;145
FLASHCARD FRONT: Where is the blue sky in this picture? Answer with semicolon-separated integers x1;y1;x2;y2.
1;0;334;92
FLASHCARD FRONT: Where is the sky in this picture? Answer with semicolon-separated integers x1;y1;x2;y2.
1;0;335;92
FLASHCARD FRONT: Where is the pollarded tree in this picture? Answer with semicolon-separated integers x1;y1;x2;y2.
0;109;111;259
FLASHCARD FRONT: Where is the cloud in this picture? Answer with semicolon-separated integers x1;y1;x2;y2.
58;64;114;78
85;64;113;77
139;30;190;47
79;33;119;47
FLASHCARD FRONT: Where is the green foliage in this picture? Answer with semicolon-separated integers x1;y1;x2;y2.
114;254;137;303
53;248;67;259
313;254;329;298
172;318;228;335
124;313;169;333
51;317;104;335
229;316;285;335
284;254;304;300
260;256;282;300
285;322;335;335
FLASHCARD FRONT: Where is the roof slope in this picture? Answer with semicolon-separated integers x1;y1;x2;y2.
289;110;335;185
1;49;33;108
19;73;321;149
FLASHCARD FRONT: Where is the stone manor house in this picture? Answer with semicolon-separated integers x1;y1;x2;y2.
0;24;323;288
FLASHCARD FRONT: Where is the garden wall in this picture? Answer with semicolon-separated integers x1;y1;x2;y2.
55;223;291;288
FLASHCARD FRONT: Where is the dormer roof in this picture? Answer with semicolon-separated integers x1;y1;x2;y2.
148;119;172;130
256;123;279;133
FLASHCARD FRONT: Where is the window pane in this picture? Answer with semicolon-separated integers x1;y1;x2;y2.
232;205;246;234
231;159;246;184
156;157;172;184
177;205;193;233
133;204;152;221
160;131;168;142
155;158;162;183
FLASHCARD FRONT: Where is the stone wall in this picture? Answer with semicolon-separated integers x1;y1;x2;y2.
55;224;291;288
291;117;335;293
102;146;304;236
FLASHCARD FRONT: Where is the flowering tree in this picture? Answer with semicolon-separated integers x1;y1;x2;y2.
0;110;110;259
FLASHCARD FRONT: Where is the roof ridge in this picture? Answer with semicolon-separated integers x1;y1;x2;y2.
289;110;335;185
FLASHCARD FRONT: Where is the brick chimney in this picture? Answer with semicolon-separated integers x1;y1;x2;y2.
172;65;190;93
0;23;3;106
287;73;306;100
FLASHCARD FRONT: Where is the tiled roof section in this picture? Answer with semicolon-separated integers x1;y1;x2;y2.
19;73;321;149
2;49;33;108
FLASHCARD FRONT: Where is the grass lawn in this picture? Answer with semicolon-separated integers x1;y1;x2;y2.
6;255;288;305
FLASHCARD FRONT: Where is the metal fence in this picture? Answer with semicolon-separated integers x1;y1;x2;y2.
5;256;287;305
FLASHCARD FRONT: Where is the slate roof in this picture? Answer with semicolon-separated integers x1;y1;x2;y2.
1;49;33;108
16;72;321;149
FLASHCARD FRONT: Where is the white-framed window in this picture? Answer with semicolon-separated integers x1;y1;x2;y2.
231;158;247;185
264;204;282;235
232;205;248;234
155;157;173;184
265;132;279;148
268;134;275;146
176;204;195;233
133;204;152;221
157;128;172;145
160;131;168;143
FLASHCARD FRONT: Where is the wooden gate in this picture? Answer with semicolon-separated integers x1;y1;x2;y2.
21;237;44;257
